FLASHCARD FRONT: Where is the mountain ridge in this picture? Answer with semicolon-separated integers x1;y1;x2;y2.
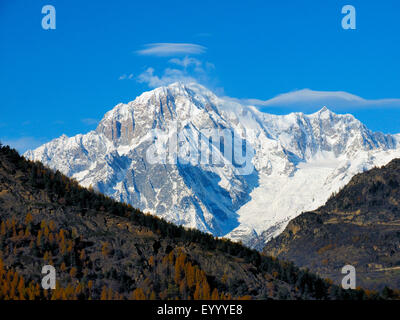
24;82;400;247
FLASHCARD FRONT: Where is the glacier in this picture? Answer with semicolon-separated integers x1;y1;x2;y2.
24;82;400;249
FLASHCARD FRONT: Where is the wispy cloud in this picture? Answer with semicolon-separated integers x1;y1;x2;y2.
118;73;134;80
81;118;99;126
136;43;206;57
137;67;197;88
236;89;400;110
169;56;202;69
1;137;45;153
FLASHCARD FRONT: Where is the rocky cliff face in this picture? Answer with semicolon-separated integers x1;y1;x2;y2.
25;82;400;247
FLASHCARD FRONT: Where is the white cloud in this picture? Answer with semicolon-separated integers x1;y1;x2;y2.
237;89;400;110
136;43;206;56
1;137;45;153
133;42;216;88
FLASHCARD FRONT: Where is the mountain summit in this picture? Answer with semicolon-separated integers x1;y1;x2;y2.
25;82;400;247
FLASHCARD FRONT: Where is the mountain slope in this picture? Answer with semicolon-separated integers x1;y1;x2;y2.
0;144;377;300
24;82;400;247
263;158;400;291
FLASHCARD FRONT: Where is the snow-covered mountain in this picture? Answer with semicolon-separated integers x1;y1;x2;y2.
24;82;400;249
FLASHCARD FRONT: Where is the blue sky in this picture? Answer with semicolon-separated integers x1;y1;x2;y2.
1;0;400;152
